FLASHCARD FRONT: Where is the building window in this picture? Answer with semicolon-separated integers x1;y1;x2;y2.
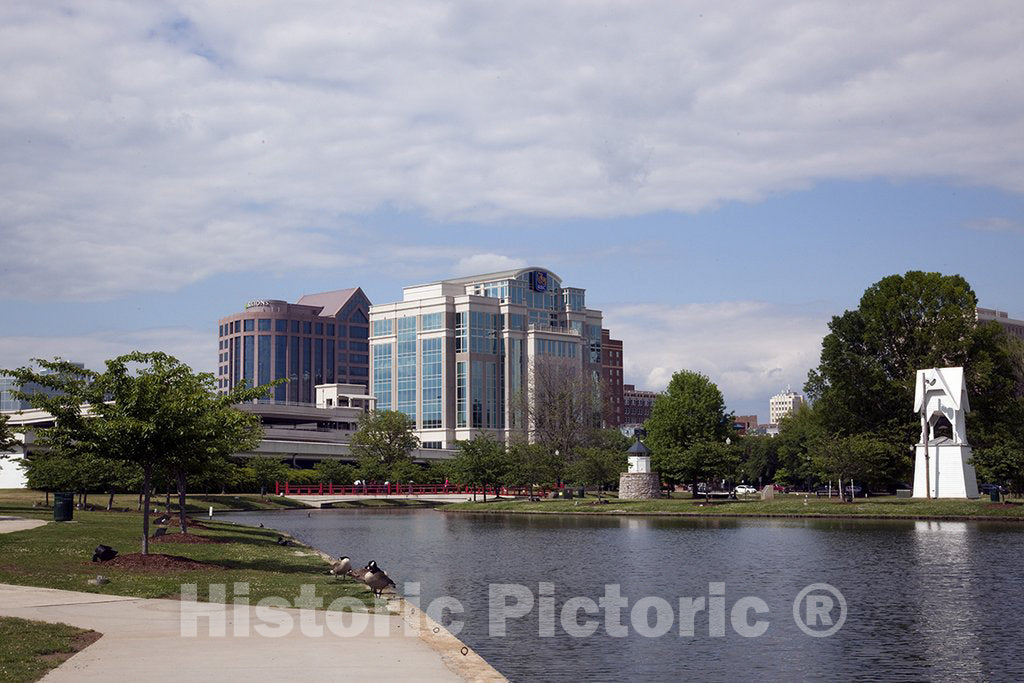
421;441;443;449
455;312;467;353
421;312;443;331
421;337;442;428
350;341;368;351
243;335;254;387
350;354;368;364
258;319;271;331
274;335;287;401
456;361;467;428
315;323;324;335
351;326;369;339
244;319;254;332
276;319;287;332
396;317;417;421
373;319;393;337
327;324;335;337
373;343;392;411
303;321;312;334
258;335;271;391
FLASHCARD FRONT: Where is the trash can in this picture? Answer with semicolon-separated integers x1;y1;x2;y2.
991;490;1001;502
54;492;74;522
563;489;573;500
578;486;586;498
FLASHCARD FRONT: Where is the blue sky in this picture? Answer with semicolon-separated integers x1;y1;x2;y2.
2;2;1023;418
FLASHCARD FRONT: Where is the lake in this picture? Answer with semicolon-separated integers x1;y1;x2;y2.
223;508;1024;682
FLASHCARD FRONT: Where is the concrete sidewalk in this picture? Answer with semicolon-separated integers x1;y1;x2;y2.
0;516;48;533
0;584;501;682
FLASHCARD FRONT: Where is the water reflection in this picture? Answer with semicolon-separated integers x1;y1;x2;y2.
223;510;1024;681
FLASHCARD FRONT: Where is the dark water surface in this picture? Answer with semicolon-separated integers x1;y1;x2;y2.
224;509;1024;682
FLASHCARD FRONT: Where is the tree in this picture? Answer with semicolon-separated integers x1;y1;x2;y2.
645;370;733;492
566;447;626;500
313;459;357;486
244;457;289;497
505;441;561;498
3;353;273;554
350;410;419;481
972;445;1024;496
658;441;739;500
804;271;1024;484
813;433;904;496
450;434;507;502
523;357;604;463
0;413;16;454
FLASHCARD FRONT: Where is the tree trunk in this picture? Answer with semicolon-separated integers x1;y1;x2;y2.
107;488;114;511
137;487;143;511
82;491;88;507
141;465;152;556
165;489;172;514
45;490;50;506
176;470;189;534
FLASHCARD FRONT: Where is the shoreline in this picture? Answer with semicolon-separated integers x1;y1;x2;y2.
439;506;1024;523
238;521;507;682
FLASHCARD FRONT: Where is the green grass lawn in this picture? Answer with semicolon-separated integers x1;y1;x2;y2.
0;616;98;683
442;493;1024;519
0;488;311;515
0;491;377;610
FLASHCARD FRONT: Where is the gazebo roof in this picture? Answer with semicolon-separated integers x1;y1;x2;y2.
627;441;651;456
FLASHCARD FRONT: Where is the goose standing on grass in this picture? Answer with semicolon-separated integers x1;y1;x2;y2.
330;556;352;579
361;560;396;597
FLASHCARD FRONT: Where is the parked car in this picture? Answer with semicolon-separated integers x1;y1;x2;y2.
979;483;1005;495
734;484;757;495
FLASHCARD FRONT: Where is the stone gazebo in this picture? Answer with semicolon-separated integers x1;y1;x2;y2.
618;439;660;499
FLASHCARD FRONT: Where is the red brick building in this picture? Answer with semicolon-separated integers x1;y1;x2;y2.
601;329;624;427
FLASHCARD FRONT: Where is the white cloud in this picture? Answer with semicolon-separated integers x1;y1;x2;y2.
604;301;829;416
0;328;214;376
2;1;1023;299
452;253;528;276
964;217;1024;235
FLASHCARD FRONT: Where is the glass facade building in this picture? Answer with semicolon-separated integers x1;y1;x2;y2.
370;267;604;448
217;288;371;403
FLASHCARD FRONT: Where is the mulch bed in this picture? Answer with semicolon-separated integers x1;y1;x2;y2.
98;553;224;572
152;532;221;544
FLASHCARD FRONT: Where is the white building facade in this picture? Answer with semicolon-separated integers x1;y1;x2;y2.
769;387;805;423
369;267;603;449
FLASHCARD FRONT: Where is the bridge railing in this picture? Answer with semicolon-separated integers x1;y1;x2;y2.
274;481;561;497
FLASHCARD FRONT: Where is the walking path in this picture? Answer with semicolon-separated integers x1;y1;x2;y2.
0;584;504;682
0;515;47;533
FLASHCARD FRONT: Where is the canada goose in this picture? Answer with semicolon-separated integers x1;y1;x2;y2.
330;556;352;578
361;560;396;598
275;536;291;546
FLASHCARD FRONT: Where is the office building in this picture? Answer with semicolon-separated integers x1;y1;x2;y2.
0;362;87;412
734;415;758;434
369;267;603;448
622;384;658;430
769;387;804;423
217;288;372;403
977;307;1024;341
601;329;624;428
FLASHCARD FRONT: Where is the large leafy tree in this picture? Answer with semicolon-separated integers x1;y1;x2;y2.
658;441;740;499
505;441;561;498
645;370;733;490
805;271;1024;468
4;353;272;554
350;410;419;481
450;433;507;502
566;446;626;500
0;413;16;454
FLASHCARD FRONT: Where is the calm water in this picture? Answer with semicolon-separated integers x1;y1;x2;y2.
224;509;1024;682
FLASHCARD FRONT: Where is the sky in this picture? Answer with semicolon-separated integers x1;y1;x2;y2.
2;1;1023;418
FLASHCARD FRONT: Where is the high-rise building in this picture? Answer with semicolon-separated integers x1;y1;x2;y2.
0;362;86;412
769;387;804;423
622;384;657;430
369;266;603;448
977;307;1024;341
217;288;372;404
601;329;624;428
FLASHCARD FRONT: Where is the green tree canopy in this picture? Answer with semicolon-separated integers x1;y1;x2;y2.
504;441;561;497
0;413;16;454
805;271;1023;450
350;410;419;481
566;446;626;499
645;370;732;487
450;433;507;502
243;457;290;497
3;353;275;553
